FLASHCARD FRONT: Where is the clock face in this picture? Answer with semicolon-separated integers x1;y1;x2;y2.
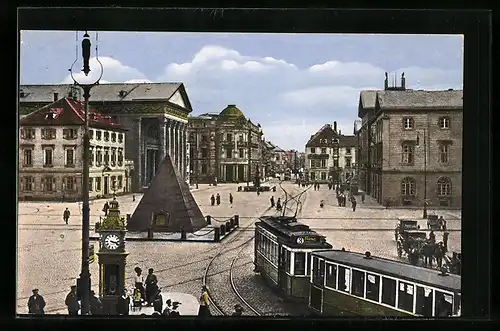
104;234;120;250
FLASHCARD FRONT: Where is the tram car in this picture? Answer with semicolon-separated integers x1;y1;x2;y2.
254;215;332;301
308;250;461;317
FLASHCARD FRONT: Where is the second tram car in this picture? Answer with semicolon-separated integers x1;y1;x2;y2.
254;215;332;301
309;250;461;317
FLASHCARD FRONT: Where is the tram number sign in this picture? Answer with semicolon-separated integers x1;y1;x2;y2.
296;236;318;245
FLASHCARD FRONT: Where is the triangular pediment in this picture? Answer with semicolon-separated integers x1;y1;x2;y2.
128;154;206;232
169;89;187;109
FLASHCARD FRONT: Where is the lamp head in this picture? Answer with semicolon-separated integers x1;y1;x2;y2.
81;32;91;76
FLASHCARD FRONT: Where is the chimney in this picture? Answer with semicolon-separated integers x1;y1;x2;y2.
334;121;337;132
339;130;342;135
384;72;388;90
401;72;406;90
53;92;59;102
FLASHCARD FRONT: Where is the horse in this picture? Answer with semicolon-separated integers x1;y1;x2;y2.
420;241;446;268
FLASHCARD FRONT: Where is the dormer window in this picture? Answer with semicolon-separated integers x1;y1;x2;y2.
332;138;339;144
403;117;414;130
45;112;56;120
439;117;450;129
119;90;126;97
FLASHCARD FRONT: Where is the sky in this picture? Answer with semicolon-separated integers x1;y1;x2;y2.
19;31;464;150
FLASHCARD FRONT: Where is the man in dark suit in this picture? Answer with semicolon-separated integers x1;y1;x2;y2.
28;288;46;315
116;289;130;316
65;285;80;315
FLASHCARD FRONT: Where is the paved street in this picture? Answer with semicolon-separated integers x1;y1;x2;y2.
17;181;461;315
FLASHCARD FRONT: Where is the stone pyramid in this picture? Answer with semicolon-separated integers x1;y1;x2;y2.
128;154;206;232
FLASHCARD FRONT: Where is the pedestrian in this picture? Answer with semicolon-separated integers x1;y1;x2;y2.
210;194;215;206
132;288;142;309
257;188;260;196
198;285;210;317
134;267;145;302
65;285;80;315
232;304;244;316
320;200;324;208
343;194;347;207
229;193;233;205
145;268;158;306
361;192;365;204
163;299;172;316
102;202;109;216
216;193;221;205
90;290;103;315
337;195;341;207
132;194;136;202
352;197;357;212
438;216;446;230
116;289;130;316
276;198;282;211
28;288;46;315
170;302;181;316
270;196;275;208
152;288;163;314
429;230;436;243
443;231;449;253
63;208;70;225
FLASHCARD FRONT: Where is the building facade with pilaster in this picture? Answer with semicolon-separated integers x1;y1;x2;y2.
356;73;463;208
187;105;264;184
19;83;193;192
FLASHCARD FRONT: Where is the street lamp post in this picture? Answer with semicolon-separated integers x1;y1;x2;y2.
416;128;428;219
69;31;103;315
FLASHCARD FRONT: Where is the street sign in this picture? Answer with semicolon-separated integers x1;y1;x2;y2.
89;244;95;264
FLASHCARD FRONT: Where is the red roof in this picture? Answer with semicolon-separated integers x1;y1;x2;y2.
20;97;127;132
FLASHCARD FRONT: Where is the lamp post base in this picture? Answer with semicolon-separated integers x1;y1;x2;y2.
423;208;428;219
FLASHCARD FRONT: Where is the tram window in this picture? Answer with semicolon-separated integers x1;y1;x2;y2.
306;253;311;275
397;281;415;313
337;266;350;293
381;277;396;307
351;269;365;297
312;257;323;285
366;273;380;302
435;291;453;317
285;249;291;273
325;263;337;289
294;252;306;275
454;294;461;316
415;286;433;317
272;243;277;265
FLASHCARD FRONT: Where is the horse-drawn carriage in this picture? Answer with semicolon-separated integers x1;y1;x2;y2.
397;229;428;264
394;218;420;241
427;214;445;230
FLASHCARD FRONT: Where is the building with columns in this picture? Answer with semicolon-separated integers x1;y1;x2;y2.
19;83;193;192
304;122;357;183
187;105;264;184
18;97;127;201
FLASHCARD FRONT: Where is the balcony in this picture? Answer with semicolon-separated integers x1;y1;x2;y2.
221;141;235;147
308;154;329;159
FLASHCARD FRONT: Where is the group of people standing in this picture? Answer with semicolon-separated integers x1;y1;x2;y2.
269;196;282;210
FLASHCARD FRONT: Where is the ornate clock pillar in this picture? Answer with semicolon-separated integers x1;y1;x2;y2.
96;197;129;315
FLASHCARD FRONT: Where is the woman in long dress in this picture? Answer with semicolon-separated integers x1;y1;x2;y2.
198;285;210;317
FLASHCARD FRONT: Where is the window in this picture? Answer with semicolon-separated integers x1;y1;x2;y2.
23;148;33;167
118;133;123;143
41;128;56;140
104;150;109;165
201;163;207;174
118;149;123;166
118;175;123;188
366;273;380;302
21;128;35;139
403;117;414;130
415;286;434;317
89;178;93;191
239;134;244;142
346;148;351;155
95;177;101;191
226;133;232;141
401;144;414;164
310;172;315;180
104;132;109;141
201;135;208;142
321;172;327;180
96;150;102;166
89;148;94;166
439;143;450;163
111;149;116;166
294;252;306;275
346;158;352;168
42;176;56;192
310;147;316;154
111;176;116;189
351;269;365;297
325;263;337;289
96;131;102;140
321;159;326;168
89;130;94;140
321;147;327;154
437;177;452;197
65;148;74;167
111;133;116;142
337;266;350;293
64;176;75;191
381;277;397;307
439;117;450;129
23;176;34;191
201;148;208;158
398;281;414;313
239;148;244;158
401;177;416;197
63;128;77;139
333;158;339;167
226;148;233;158
43;148;53;167
435;291;453;317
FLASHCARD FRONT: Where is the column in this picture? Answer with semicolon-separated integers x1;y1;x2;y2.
134;117;143;190
179;123;184;179
168;120;174;161
175;123;180;173
182;124;187;180
159;117;166;162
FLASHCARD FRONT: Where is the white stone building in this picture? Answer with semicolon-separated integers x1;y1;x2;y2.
19;97;128;201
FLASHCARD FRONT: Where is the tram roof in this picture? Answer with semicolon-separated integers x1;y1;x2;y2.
312;250;461;291
259;216;318;237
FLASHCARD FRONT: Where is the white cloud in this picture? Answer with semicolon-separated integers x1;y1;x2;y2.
60;56;149;84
